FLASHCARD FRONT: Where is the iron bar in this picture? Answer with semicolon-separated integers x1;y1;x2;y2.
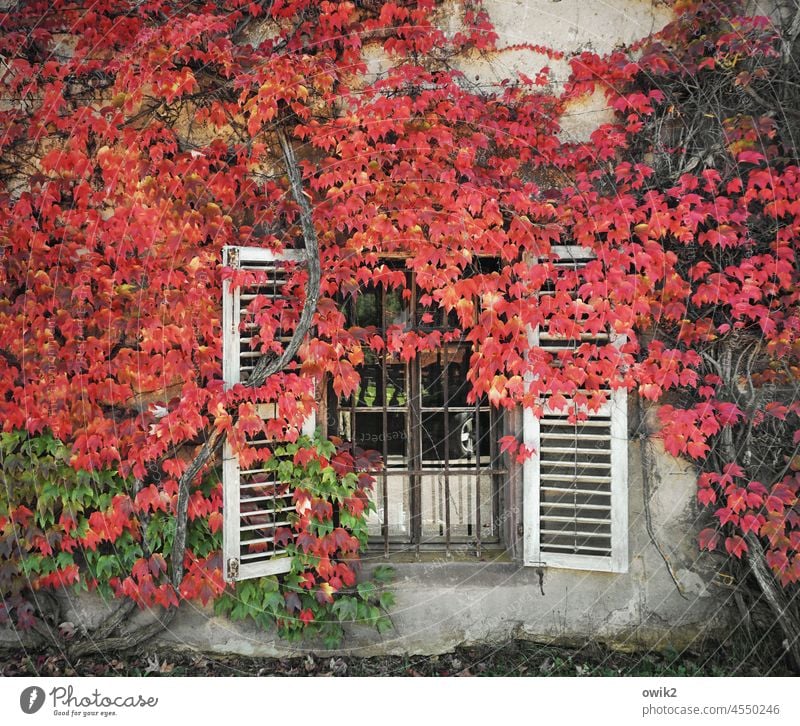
443;345;451;555
381;285;389;557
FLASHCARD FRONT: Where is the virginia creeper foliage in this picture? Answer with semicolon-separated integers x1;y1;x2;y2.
0;0;798;645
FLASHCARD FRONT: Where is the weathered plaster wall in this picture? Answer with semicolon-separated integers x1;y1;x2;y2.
0;0;737;658
476;0;672;141
447;0;672;80
365;0;673;142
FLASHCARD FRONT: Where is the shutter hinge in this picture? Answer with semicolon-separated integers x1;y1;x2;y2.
713;571;736;589
228;247;240;337
517;523;524;537
227;558;240;581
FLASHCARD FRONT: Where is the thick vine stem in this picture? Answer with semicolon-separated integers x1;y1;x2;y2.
169;123;320;592
169;428;225;589
782;1;800;65
743;532;800;672
66;609;177;660
90;599;139;642
11;597;158;661
247;124;321;388
0;602;169;661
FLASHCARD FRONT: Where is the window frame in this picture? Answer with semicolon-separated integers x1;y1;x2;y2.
221;245;629;577
328;262;508;558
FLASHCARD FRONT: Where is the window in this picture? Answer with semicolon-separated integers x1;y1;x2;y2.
522;246;629;573
221;246;628;581
327;262;505;557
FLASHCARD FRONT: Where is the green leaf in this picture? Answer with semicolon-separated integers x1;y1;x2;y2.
214;596;233;617
372;565;395;584
239;583;256;606
332;596;358;622
55;551;75;569
321;623;344;649
230;602;248;620
262;590;284;612
260;575;280;592
375;616;393;634
357;581;377;601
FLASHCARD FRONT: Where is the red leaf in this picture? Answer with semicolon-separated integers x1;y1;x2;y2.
698;528;720;551
766;548;789;574
697;488;716;506
765;496;785;514
686;440;709;458
149;554;167;577
715;507;738;526
737;150;765;165
739;513;762;535
724;536;747;559
208;511;223;534
499;435;519;456
274;526;293;547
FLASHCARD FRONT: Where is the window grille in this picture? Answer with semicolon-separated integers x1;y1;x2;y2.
327;262;505;558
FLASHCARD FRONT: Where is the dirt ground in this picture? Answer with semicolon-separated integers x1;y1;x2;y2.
1;638;794;677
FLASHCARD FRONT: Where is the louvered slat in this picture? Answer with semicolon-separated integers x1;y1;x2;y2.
538;409;614;558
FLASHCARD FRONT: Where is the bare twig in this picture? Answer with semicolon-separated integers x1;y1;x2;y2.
715;341;800;672
740;83;800;119
743;532;800;671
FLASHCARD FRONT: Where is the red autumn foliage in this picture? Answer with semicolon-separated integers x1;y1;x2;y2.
0;0;798;640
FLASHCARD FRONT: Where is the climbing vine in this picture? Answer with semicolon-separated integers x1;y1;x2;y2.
0;0;798;663
0;430;393;649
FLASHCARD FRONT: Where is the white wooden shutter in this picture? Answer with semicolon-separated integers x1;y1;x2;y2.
222;245;315;582
523;246;628;573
